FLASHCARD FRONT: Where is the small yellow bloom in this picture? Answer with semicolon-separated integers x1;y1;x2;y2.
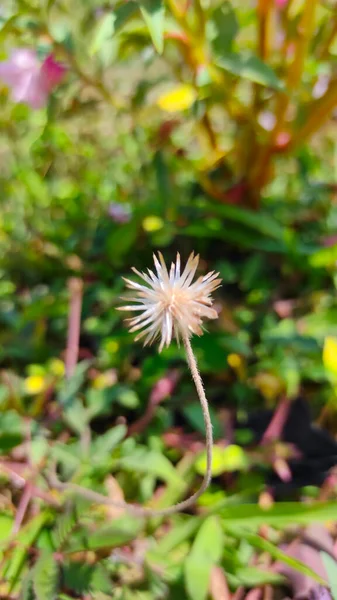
93;370;117;390
24;375;46;395
227;353;242;369
157;84;197;112
254;372;283;402
48;358;65;377
105;340;119;354
142;216;164;233
323;336;337;377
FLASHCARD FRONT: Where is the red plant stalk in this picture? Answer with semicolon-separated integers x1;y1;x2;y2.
65;277;83;379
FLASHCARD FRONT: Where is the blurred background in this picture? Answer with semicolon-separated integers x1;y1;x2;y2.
2;0;337;598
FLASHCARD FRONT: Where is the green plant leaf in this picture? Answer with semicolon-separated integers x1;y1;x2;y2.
205;202;285;239
155;517;201;555
57;361;91;409
33;551;59;600
0;411;23;453
321;552;337;600
91;424;127;461
217;53;283;89
105;221;139;265
138;0;165;53
89;2;138;56
21;573;34;600
66;517;142;553
184;517;223;600
4;513;50;592
232;566;284;586
51;443;81;473
90;14;116;56
0;513;14;545
220;502;337;526
64;399;89;434
53;510;78;550
195;445;248;477
118;448;184;486
63;561;111;594
210;1;239;55
183;402;223;439
309;244;337;268
226;527;326;585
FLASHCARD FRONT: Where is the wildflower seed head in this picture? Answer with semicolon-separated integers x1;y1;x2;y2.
119;252;221;352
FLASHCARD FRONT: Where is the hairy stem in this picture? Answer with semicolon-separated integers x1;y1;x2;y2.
49;334;213;517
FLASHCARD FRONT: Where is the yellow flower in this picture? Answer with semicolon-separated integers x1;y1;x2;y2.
104;340;119;354
254;372;283;402
48;358;65;377
227;353;242;369
142;216;164;232
24;375;46;395
93;370;117;390
157;84;197;112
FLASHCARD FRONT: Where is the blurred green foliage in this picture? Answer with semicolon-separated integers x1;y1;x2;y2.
2;0;337;598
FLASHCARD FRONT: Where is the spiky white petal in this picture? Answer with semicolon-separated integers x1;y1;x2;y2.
119;252;221;352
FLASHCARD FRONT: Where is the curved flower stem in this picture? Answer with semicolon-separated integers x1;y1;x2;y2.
49;334;213;517
181;332;213;493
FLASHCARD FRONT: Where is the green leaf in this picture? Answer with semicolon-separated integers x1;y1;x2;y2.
195;445;248;477
118;448;184;486
184;517;223;600
193;517;223;563
64;399;89;435
117;387;139;408
53;510;78;550
66;517;142;553
211;2;239;55
4;513;50;592
51;443;81;473
33;551;59;600
138;0;165;53
155;517;201;555
233;566;283;586
217;53;283;90
57;361;90;409
21;574;34;600
105;221;139;266
0;410;23;453
220;502;337;526
63;562;111;595
0;514;13;546
183;402;223;439
321;552;337;600
91;424;127;460
113;1;139;30
227;527;326;585
90;14;116;56
206;202;284;240
309;244;337;268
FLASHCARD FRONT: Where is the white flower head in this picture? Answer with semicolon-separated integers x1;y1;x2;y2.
119;252;221;352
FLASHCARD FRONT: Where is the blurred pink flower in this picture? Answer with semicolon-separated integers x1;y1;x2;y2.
150;370;180;405
0;49;65;109
108;203;132;224
275;0;288;7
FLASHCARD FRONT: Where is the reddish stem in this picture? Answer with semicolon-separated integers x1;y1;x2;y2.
65;277;83;379
12;482;33;534
262;397;290;443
